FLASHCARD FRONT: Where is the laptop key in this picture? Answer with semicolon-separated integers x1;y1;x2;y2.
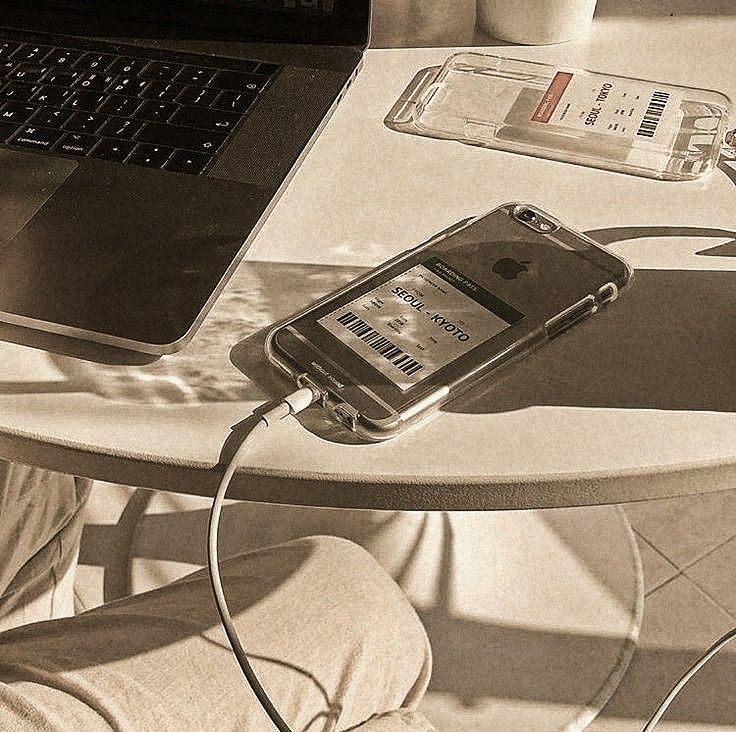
65;91;106;111
255;62;280;76
8;65;48;84
212;90;256;113
0;42;21;60
90;138;136;163
0;60;17;78
164;149;211;175
0;103;35;124
42;48;86;67
143;81;186;103
74;53;116;72
98;116;143;139
176;86;219;107
109;77;149;96
136;100;178;122
135;122;227;154
170;105;241;132
143;62;183;81
12;125;64;151
127;142;173;168
77;73;117;92
0;120;20;141
0;82;37;102
99;95;141;116
210;70;270;93
0;38;279;173
31;106;74;127
65;111;109;134
175;66;218;86
31;85;74;107
55;132;99;155
108;57;148;76
41;69;82;86
10;44;53;63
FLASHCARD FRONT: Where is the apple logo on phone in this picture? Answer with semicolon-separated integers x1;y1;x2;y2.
493;257;530;280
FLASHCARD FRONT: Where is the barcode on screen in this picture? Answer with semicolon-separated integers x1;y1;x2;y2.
336;311;424;376
636;90;670;138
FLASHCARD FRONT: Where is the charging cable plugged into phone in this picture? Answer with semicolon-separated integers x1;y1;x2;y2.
209;385;735;732
208;386;319;732
207;202;731;730
207;202;636;730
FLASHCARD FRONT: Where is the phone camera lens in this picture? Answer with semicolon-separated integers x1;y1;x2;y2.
517;209;536;223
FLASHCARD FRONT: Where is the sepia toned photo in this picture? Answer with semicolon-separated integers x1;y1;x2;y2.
0;0;734;729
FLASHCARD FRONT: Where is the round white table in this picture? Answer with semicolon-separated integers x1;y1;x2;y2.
0;23;734;510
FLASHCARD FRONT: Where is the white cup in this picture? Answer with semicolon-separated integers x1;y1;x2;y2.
477;0;598;45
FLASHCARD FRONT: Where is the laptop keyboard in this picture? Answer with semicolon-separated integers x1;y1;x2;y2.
0;37;280;175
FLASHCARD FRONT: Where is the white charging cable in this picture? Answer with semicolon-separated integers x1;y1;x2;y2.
642;624;736;730
211;386;736;732
207;387;319;732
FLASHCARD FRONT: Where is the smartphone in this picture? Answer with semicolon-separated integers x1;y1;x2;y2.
265;203;632;440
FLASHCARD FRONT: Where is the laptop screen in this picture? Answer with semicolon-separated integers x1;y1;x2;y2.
0;0;370;46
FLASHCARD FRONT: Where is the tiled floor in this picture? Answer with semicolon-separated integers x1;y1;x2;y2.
591;491;736;731
76;485;736;730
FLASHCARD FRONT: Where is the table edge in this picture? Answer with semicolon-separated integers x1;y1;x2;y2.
1;429;732;510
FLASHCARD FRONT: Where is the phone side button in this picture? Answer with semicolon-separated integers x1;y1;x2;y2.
334;403;359;431
545;295;598;339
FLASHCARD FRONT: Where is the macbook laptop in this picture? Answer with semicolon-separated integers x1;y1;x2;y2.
0;0;370;354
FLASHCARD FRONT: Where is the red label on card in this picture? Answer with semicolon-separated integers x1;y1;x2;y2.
532;71;573;123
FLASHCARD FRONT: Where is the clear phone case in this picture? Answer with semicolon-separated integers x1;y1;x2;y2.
385;52;732;181
266;203;632;440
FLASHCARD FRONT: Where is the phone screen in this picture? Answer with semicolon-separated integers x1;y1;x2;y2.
318;255;524;390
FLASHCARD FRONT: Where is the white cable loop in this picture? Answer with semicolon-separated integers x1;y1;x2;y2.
642;625;736;730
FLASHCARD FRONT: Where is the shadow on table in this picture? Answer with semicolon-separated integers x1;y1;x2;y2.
0;260;363;405
417;611;736;728
450;265;736;415
0;323;158;366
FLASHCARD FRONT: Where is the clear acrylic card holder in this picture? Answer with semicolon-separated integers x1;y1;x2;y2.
385;52;732;181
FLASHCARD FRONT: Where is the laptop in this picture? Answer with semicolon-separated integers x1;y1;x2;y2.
0;0;370;354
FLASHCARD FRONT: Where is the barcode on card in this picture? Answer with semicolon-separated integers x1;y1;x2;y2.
336;311;424;376
636;90;670;138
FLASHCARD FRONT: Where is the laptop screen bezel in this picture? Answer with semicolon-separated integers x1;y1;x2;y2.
0;0;371;47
